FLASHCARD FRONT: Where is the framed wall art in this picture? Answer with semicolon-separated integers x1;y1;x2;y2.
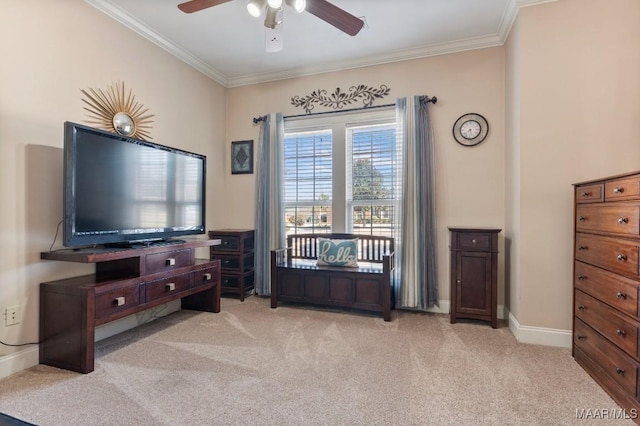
231;140;254;175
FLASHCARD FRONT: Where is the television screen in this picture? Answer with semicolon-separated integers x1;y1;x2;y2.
63;122;206;247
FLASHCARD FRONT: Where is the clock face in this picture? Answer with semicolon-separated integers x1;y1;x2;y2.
460;120;481;140
453;113;489;147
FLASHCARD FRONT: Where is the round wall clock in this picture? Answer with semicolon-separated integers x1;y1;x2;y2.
452;113;489;147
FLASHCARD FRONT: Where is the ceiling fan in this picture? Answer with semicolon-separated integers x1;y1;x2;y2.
177;0;365;44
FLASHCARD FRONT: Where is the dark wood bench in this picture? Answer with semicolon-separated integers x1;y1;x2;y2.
270;233;395;321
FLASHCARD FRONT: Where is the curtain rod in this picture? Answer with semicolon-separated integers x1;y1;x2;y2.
252;95;437;124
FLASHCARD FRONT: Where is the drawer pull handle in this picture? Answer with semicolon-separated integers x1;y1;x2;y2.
618;217;629;224
471;239;477;244
578;246;587;251
166;283;176;291
578;305;585;310
578;216;586;222
581;191;592;197
617;254;627;262
577;335;586;341
204;273;212;280
223;241;229;245
614;187;624;194
166;258;176;266
115;297;126;306
577;275;586;280
616;291;627;300
616;367;625;376
616;329;626;337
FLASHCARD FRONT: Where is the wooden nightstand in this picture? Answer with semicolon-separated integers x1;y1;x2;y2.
209;229;255;301
448;227;500;328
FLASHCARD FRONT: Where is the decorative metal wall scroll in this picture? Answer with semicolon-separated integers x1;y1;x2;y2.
291;84;391;114
81;81;154;140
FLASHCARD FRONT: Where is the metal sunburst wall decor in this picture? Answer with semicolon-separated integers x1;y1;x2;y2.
81;81;154;140
291;84;391;114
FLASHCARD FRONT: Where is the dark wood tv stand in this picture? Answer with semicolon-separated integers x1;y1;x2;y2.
39;239;221;374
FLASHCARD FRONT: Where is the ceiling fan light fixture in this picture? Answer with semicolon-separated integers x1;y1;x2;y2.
267;0;283;9
264;6;282;29
247;0;265;18
285;0;306;13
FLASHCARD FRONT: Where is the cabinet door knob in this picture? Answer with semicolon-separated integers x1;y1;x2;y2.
577;335;586;341
616;367;625;376
616;329;626;337
582;191;592;197
616;292;627;300
166;283;176;291
578;216;586;222
618;217;629;224
617;254;627;262
115;297;126;306
614;187;624;194
456;279;461;284
578;246;587;251
578;305;585;311
577;275;586;280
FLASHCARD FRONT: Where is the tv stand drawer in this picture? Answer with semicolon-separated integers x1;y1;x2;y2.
145;249;193;274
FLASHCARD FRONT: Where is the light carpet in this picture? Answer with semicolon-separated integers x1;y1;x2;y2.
0;297;632;425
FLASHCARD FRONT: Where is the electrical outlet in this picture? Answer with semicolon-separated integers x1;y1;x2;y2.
5;306;20;326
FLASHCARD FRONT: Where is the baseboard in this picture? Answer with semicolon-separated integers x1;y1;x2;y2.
0;346;39;380
423;301;507;320
507;309;572;348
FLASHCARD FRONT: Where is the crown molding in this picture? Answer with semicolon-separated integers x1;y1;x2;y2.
226;34;504;87
85;0;230;87
87;0;559;88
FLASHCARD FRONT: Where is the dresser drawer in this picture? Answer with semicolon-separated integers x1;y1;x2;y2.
576;204;640;236
606;176;640;201
145;273;192;303
575;261;640;317
575;233;639;277
576;183;604;203
95;283;141;319
575;289;639;358
145;249;193;275
574;318;639;396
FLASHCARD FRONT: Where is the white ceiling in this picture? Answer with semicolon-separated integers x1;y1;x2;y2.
86;0;549;88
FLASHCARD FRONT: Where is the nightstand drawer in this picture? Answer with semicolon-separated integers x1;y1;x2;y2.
221;272;254;289
214;253;254;272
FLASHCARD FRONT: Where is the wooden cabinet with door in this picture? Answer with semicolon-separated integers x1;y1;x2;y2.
449;227;500;328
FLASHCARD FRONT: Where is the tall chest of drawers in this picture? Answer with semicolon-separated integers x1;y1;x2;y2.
209;229;255;301
573;171;640;417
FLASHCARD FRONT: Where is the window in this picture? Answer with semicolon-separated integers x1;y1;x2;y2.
283;108;400;239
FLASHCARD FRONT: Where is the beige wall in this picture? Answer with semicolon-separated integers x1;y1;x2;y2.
226;48;507;312
0;0;226;360
507;0;640;330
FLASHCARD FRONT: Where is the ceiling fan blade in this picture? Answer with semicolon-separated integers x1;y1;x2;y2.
305;0;364;36
177;0;233;14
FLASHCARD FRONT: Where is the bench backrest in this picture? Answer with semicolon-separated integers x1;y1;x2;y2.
286;233;394;264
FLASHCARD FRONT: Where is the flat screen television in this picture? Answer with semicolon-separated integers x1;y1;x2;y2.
63;121;206;247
